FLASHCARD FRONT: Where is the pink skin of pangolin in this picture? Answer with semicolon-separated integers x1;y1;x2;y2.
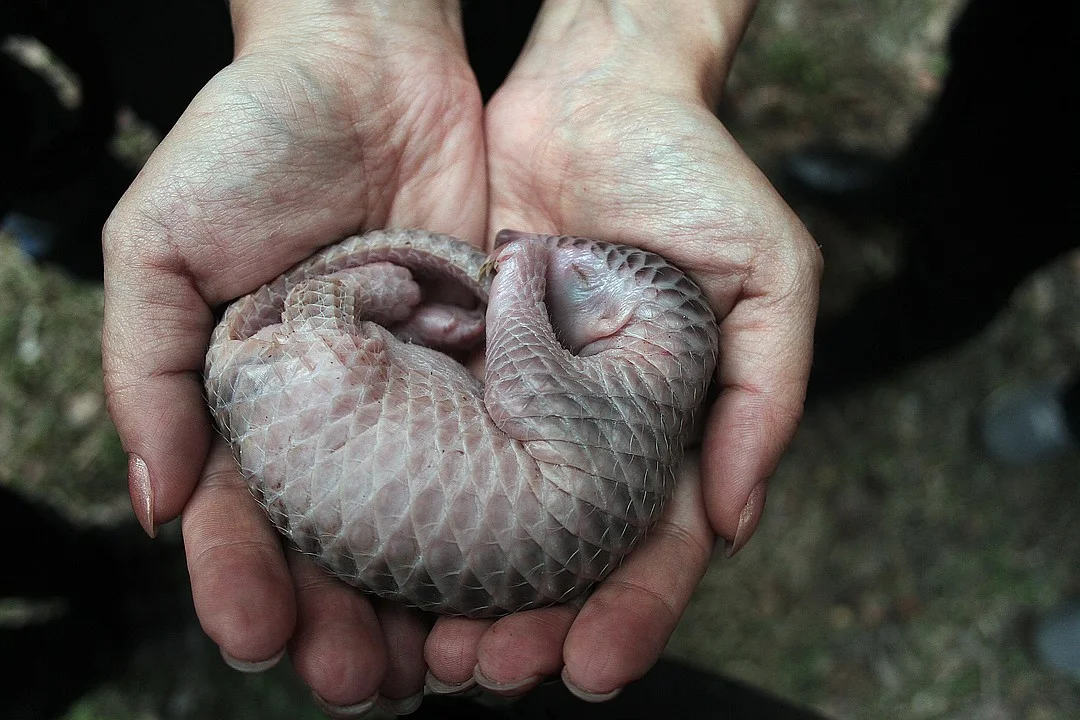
204;229;719;617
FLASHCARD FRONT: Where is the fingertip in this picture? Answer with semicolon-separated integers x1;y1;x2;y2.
473;605;576;694
699;390;787;541
562;592;663;696
287;552;387;707
109;373;214;526
424;669;477;696
312;691;378;719
561;470;710;695
561;666;623;703
114;404;213;530
376;691;425;716
194;549;296;664
221;646;285;673
375;603;431;705
424;615;491;688
184;441;297;664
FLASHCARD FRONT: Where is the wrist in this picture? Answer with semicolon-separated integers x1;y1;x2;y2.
525;0;756;101
229;0;466;61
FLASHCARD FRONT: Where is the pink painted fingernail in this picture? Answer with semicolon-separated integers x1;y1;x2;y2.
425;670;477;695
377;691;424;715
474;667;542;695
560;667;622;702
312;691;377;718
127;453;156;539
724;481;767;558
220;646;285;673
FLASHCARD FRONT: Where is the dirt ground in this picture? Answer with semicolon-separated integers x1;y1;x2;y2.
2;1;1078;718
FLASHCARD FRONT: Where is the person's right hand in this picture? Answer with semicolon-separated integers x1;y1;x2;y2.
102;1;486;713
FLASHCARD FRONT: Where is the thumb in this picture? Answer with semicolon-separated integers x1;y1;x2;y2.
102;216;215;536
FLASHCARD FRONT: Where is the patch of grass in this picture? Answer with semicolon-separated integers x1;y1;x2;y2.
759;34;831;94
0;236;127;521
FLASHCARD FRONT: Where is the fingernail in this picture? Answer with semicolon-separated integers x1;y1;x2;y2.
312;691;377;718
560;667;622;702
724;482;767;558
376;691;424;715
220;646;285;673
425;669;477;695
127;453;156;539
493;228;525;248
474;667;542;695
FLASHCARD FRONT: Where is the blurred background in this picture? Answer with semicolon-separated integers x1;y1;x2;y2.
2;0;1077;718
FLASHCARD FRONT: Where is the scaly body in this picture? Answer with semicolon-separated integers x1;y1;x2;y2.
204;229;718;617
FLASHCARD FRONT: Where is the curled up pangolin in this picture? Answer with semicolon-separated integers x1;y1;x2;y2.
204;229;719;617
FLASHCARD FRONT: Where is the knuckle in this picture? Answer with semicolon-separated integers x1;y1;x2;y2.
102;203;181;272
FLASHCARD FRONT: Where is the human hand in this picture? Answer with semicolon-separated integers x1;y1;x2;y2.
102;0;488;713
422;0;822;701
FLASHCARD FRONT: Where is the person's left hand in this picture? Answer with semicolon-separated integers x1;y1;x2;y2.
421;0;822;701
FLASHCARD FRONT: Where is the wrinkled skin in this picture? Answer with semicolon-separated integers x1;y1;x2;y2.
102;1;821;714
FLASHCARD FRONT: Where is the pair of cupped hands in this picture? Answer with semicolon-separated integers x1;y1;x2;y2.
101;1;820;716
